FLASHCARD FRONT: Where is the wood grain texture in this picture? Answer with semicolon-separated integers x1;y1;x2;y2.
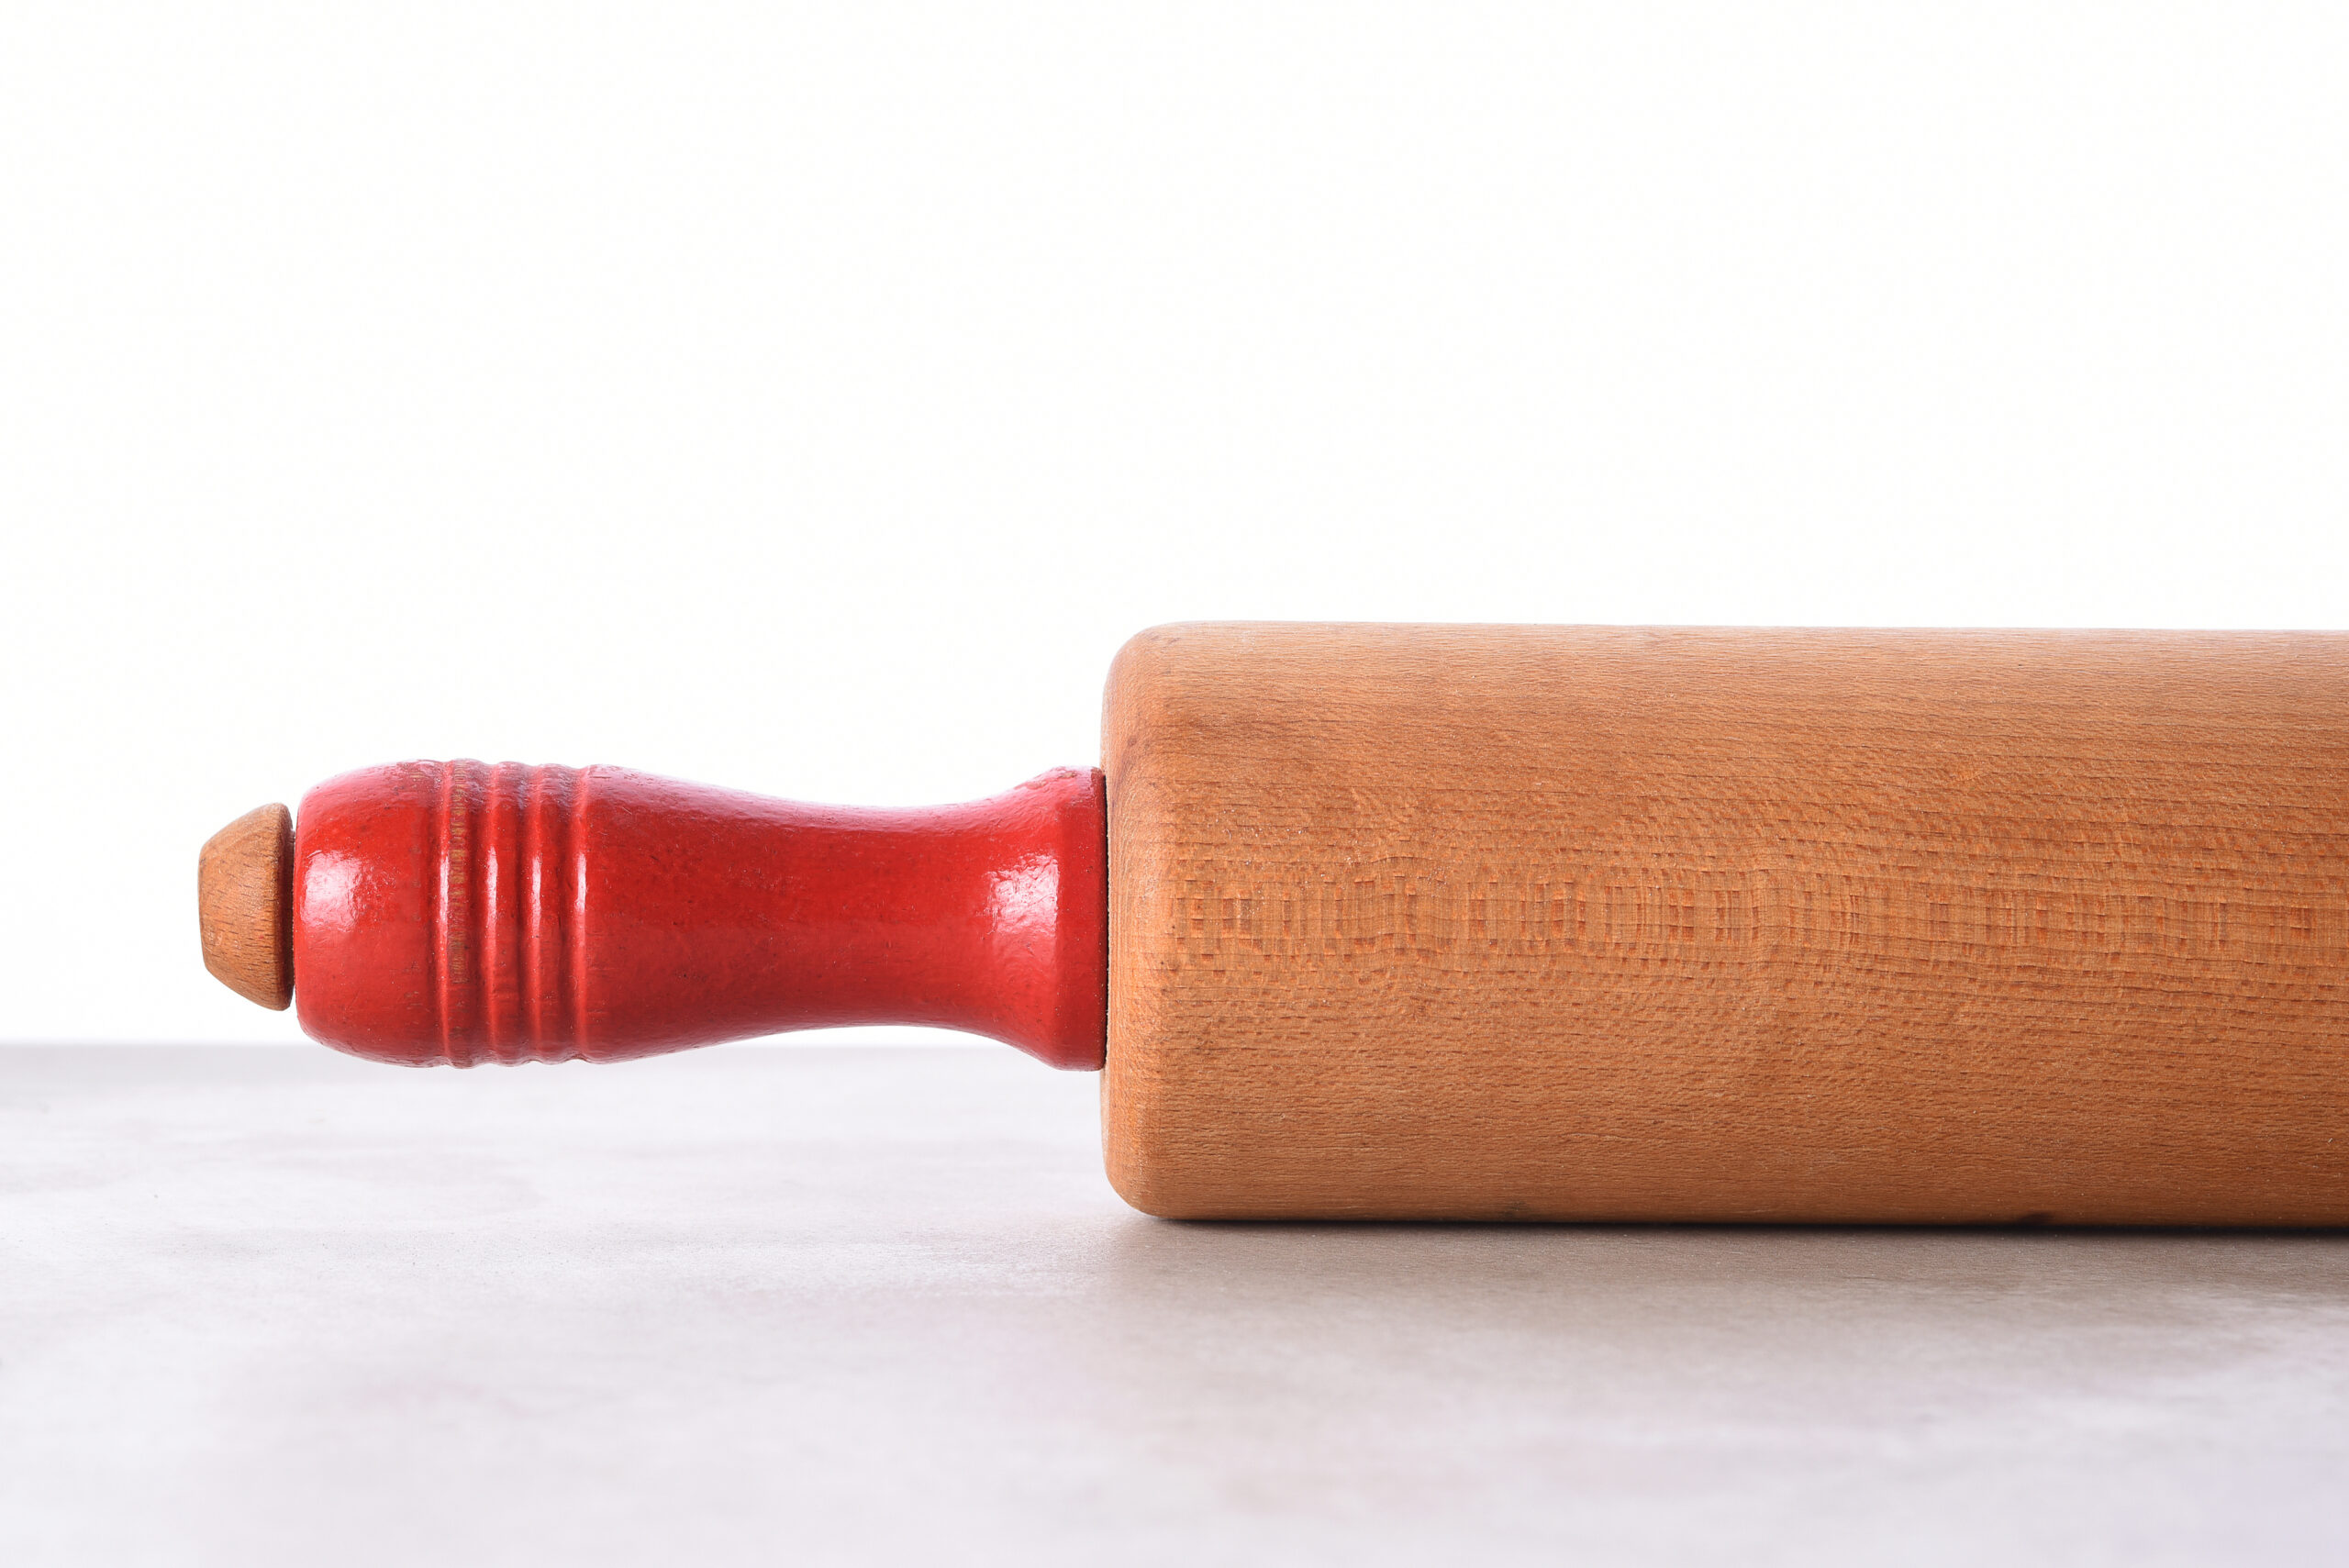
199;803;294;1011
1101;623;2349;1224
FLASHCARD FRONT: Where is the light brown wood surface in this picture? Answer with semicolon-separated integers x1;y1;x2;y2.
199;803;294;1011
1101;624;2349;1223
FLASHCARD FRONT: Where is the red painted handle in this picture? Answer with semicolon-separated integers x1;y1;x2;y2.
292;762;1108;1070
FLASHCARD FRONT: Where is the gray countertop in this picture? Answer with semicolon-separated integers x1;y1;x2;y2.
4;1045;2345;1565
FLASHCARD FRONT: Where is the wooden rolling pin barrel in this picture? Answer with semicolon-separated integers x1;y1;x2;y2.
199;624;2349;1224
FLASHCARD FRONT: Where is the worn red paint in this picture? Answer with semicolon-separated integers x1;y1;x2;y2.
292;762;1108;1069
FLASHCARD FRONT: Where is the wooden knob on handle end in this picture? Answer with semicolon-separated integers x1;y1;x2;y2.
199;803;294;1011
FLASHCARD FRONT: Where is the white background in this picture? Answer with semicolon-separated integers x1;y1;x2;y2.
4;3;2344;1043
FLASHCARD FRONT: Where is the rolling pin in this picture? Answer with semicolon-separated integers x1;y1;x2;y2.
198;623;2349;1225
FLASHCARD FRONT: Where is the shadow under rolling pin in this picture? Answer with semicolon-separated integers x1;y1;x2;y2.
199;623;2349;1226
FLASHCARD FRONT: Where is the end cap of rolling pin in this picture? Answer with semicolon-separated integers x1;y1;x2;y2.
199;803;294;1010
